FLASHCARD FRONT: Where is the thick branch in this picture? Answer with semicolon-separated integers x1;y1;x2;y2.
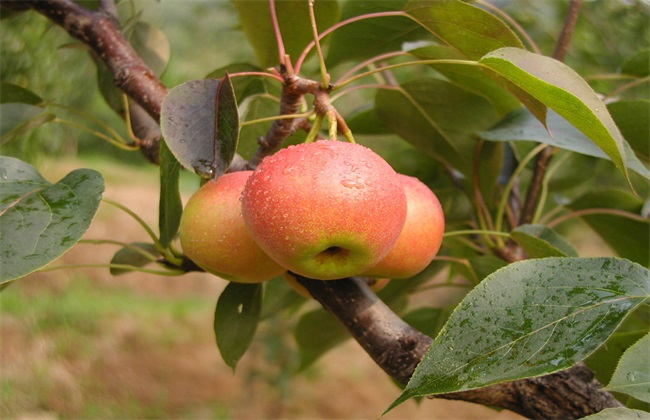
299;276;622;419
25;0;167;122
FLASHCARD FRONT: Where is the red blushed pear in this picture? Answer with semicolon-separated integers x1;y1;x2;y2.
363;174;445;279
179;171;286;283
241;140;407;280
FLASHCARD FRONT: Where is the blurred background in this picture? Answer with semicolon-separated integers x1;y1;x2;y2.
1;0;648;418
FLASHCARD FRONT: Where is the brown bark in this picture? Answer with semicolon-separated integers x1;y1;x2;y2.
298;276;622;419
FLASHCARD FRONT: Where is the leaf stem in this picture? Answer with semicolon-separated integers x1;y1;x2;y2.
335;59;479;89
308;0;330;89
53;118;139;151
335;51;409;85
495;143;548;243
304;113;323;143
101;197;163;250
444;229;510;239
269;0;286;65
294;10;407;74
47;102;127;144
545;208;649;228
79;239;159;261
239;110;314;127
228;71;284;83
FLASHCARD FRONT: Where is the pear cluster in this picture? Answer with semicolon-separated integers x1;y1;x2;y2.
179;140;445;286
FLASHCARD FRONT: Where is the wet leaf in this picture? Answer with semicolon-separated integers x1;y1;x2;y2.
158;139;182;248
511;224;578;258
605;333;650;402
160;77;239;179
478;108;649;179
479;48;631;184
388;257;650;411
214;282;262;370
110;242;160;275
0;157;104;283
404;0;525;60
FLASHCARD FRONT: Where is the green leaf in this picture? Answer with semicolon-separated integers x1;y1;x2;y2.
109;242;160;275
238;94;280;160
214;282;263;370
345;106;390;135
402;307;444;338
232;0;340;68
408;45;521;117
214;73;239;177
129;21;170;77
621;49;650;77
326;0;431;67
0;103;55;144
585;305;649;385
511;224;578;258
375;78;500;175
260;276;306;320
479;108;649;179
567;189;649;267
605;333;650;402
404;0;525;60
479;48;631;184
160;77;239;178
0;82;43;105
608;100;650;163
295;307;349;370
388;257;650;411
158;139;182;248
583;408;650;420
0;157;104;283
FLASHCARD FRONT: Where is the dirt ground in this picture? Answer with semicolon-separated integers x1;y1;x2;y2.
1;159;527;419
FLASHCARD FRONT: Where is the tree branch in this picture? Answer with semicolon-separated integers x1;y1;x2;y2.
298;275;622;419
8;0;168;161
11;1;624;417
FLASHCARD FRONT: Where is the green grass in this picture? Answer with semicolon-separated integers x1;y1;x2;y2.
0;275;215;417
1;276;210;331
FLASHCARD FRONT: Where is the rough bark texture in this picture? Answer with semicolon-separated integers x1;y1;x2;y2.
298;276;622;419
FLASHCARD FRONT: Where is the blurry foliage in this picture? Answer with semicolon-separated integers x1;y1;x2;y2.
500;0;650;97
1;0;647;164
